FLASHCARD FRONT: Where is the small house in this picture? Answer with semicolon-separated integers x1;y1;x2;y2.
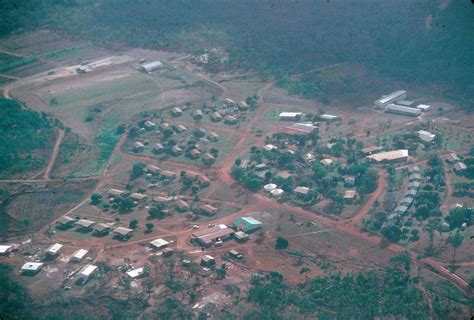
239;101;249;111
176;200;189;212
127;267;146;279
229;250;243;259
130;193;147;201
447;153;460;163
409;173;422;181
160;170;177;180
344;176;356;186
294;186;310;195
76;219;95;230
93;223;111;235
171;107;182;117
153;143;165;154
211;112;223;122
417;130;436;143
56;216;75;228
343;190;358;202
133;141;145;152
454;162;467;172
200;255;216;267
113;227;133;239
407;181;420;190
149;238;169;250
147;165;161;174
193;109;203;119
263;144;277;151
144;120;157;129
197;175;211;186
224;115;238;125
203;153;215;162
208;131;219;141
233;231;250;242
108;188;125;197
408;166;420;173
199;204;218;216
70;249;89;263
171;146;183;156
320;158;333;166
190;149;201;158
46;243;63;257
416;104;431;112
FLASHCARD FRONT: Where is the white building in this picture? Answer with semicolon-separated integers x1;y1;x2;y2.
374;90;407;108
417;130;436;143
127;267;146;279
46;243;63;256
70;249;89;263
416;104;431;112
20;262;43;274
367;149;409;162
140;61;164;73
77;265;98;284
263;144;278;151
0;245;12;256
320;114;340;122
149;238;169;250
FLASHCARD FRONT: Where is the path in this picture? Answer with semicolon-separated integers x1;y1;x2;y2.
43;128;65;180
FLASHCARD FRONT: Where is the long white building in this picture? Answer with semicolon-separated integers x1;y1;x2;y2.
375;90;407;108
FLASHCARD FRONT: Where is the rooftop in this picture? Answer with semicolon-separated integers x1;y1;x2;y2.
366;149;408;162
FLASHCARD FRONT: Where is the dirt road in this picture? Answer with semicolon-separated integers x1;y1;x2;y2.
43;128;64;180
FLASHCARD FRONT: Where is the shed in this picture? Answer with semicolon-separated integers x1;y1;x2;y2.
384;104;421;117
46;243;63;256
171;107;182;116
320;114;340;122
94;223;111;234
0;245;13;256
279;112;302;121
416;104;431;112
208;131;220;141
113;227;133;239
418;130;436;143
409;173;422;181
233;231;250;242
130;193;147;201
200;204;218;216
140;61;164;73
224;115;238;124
108;189;125;197
211;112;223;122
56;216;75;227
200;255;216;267
294;186;310;195
127;267;146;279
76;219;95;229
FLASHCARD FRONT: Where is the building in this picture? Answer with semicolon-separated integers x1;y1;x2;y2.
171;107;182;116
384;104;421;117
144;120;156;129
147;165;160;174
263;144;277;151
394;205;409;215
176;200;189;211
93;223;111;235
374;90;407;108
416;104;431;112
408;181;420;190
192;225;234;247
454;162;467;172
405;189;418;197
20;262;43;275
233;231;250;242
344;176;356;186
75;219;95;229
176;124;187;132
320;158;333;166
279;112;302;121
409;173;422;181
200;255;216;267
343;190;358;202
190;149;201;158
77;265;98;284
211;111;223;122
171;146;183;156
282;123;318;136
46;243;63;257
208;131;219;141
197;175;211;186
140;61;164;73
193;109;203;119
130;193;147;201
229;250;243;259
127;267;146;279
294;186;310;195
366;149;409;163
418;130;436;143
133;141;145;152
400;197;413;206
202;153;215;162
199;204;218;216
153;143;165;153
408;166;420;174
224;115;238;125
150;238;169;250
160;170;177;180
395;100;415;107
0;245;13;256
70;249;89;263
271;189;284;197
239;101;249;110
447;153;461;163
234;217;263;233
361;145;383;155
113;227;133;239
108;188;125;197
56;216;75;228
319;114;340;122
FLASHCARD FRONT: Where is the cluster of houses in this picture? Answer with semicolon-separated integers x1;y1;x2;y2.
56;215;134;239
374;90;431;117
191;216;263;247
388;165;422;220
132;118;220;165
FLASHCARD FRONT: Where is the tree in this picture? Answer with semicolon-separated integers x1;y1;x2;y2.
114;196;135;213
148;205;166;219
90;193;103;205
382;225;402;243
130;162;146;180
146;223;154;233
275;236;289;250
129;219;138;229
357;170;378;194
447;232;464;265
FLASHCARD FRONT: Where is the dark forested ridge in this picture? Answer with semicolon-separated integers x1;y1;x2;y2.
1;1;473;105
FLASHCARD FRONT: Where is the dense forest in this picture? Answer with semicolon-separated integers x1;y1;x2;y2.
1;0;472;105
0;97;55;178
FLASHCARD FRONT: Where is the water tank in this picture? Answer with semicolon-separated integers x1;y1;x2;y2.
271;189;284;197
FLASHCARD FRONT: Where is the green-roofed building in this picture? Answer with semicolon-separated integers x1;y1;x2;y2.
233;216;263;233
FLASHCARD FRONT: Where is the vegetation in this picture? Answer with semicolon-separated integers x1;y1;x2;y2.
0;96;55;177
